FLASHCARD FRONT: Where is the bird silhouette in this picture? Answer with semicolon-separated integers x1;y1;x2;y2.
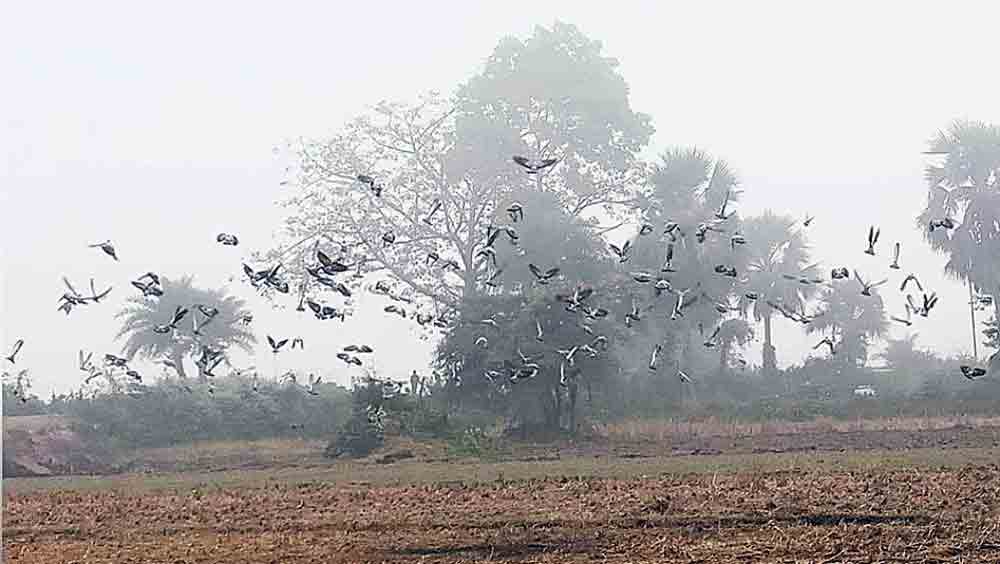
512;155;559;174
864;226;880;256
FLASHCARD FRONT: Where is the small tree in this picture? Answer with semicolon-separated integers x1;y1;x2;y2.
114;276;255;381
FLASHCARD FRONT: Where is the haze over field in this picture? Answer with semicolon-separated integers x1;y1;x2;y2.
3;1;999;397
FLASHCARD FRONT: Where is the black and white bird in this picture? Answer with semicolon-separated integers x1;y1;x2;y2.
512;155;559;174
631;271;655;284
919;292;939;317
5;339;24;364
864;226;880;256
813;336;836;356
609;239;632;263
528;264;560;285
381;231;396;247
357;174;383;197
854;270;888;296
889;242;901;270
423;199;443;225
648;344;663;371
830;267;850;280
267;336;289;354
730;233;746;250
803;214;815;227
960;365;986;380
506;202;524;223
89;240;119;261
900;274;923;293
291;338;304;350
216;233;239;246
929;218;956;232
661;243;676;273
153;306;189;334
890;303;913;327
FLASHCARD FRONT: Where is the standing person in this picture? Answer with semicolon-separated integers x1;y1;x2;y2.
410;370;421;399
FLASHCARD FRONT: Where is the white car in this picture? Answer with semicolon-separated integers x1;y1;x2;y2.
853;385;877;397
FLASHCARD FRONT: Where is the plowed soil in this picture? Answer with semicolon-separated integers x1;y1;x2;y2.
6;452;1000;563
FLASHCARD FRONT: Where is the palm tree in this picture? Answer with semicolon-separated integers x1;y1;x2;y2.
716;318;753;374
115;276;256;381
806;283;889;368
917;120;1000;351
739;210;818;374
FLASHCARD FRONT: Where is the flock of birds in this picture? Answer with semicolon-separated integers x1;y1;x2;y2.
3;154;996;408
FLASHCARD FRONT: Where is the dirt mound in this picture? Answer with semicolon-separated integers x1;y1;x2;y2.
3;415;111;477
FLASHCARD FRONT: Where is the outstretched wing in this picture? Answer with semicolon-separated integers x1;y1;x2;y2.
528;263;542;279
511;155;530;168
267;335;276;349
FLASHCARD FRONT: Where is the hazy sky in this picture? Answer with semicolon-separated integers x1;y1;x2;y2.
3;2;999;397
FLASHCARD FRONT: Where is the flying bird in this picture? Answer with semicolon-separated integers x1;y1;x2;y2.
5;340;24;364
900;274;923;293
512;155;559;174
813;337;836;356
648;344;662;371
528;263;560;285
889;242;901;270
830;267;850;280
357;174;383;197
929;218;956;232
960;365;986;380
89;240;118;261
267;336;289;354
506;202;524;223
803;214;815;227
609;239;632;263
854;270;888;296
661;243;676;272
864;226;880;256
216;233;239;246
423;199;443;225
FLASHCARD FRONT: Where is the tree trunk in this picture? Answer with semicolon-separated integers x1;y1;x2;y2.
567;378;578;434
171;348;190;381
762;314;777;375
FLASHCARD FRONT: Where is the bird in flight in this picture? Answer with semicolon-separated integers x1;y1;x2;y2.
153;306;189;334
960;365;986;380
357;174;383;197
423;199;443;225
528;263;560;285
648;344;663;371
803;214;815;227
216;233;239;246
813;337;836;356
854;270;887;296
512;155;559;174
506;202;524;223
5;339;24;364
830;267;850;280
267;336;289;354
864;226;880;256
609;239;632;263
929;218;956;232
900;274;923;293
89;240;119;261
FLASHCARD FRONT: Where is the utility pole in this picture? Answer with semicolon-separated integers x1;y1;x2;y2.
969;278;978;359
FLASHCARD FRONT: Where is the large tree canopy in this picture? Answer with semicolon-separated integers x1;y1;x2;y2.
267;22;654;320
917;120;1000;305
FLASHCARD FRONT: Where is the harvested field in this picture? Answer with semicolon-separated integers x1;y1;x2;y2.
5;446;1000;563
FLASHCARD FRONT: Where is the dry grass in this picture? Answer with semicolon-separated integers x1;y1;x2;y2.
117;438;327;472
597;414;1000;442
5;449;1000;563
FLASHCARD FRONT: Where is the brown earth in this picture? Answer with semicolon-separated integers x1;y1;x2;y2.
5;462;1000;563
2;416;110;477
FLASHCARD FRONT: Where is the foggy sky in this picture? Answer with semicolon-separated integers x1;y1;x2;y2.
3;2;999;397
